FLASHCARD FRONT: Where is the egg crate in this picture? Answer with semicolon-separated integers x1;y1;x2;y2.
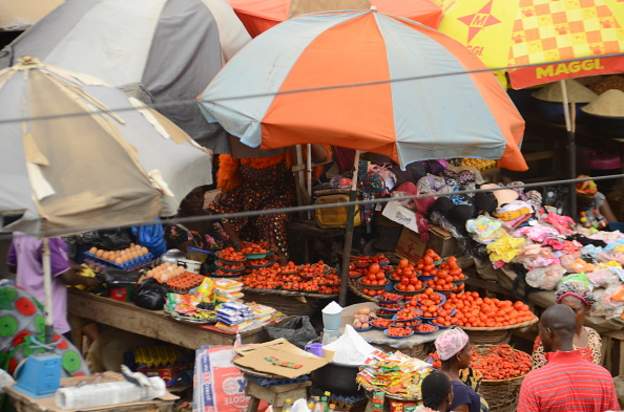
84;252;155;272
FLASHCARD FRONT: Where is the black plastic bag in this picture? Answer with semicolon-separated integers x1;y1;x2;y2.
133;279;167;310
98;269;141;287
265;316;318;348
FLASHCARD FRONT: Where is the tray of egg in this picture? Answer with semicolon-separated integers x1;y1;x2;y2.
86;244;153;270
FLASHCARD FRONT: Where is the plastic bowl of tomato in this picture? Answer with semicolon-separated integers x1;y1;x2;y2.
371;318;393;330
413;323;439;335
384;326;414;339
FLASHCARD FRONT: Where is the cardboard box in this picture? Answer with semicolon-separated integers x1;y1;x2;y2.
233;339;332;379
395;228;427;262
395;225;459;261
427;226;459;258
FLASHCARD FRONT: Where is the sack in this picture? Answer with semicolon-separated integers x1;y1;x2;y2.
193;346;249;412
265;316;318;349
133;279;167;310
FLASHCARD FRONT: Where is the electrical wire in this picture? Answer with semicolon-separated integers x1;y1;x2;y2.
1;173;622;239
0;51;622;126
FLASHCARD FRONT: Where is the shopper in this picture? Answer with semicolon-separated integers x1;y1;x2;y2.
434;327;489;412
531;277;601;368
518;304;619;412
421;371;453;412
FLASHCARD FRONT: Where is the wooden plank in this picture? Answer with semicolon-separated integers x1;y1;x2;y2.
68;290;265;350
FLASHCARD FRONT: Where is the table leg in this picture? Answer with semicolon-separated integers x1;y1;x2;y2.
68;314;85;354
246;397;260;412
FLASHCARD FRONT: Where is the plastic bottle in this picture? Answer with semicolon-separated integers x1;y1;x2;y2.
283;399;293;412
321;392;331;412
312;396;322;412
234;333;242;348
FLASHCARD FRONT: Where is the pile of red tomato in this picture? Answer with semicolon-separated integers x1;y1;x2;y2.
243;261;340;295
471;344;532;380
442;292;535;328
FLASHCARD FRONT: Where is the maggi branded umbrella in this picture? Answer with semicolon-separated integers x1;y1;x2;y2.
228;0;442;36
436;0;624;89
437;0;624;212
200;9;527;171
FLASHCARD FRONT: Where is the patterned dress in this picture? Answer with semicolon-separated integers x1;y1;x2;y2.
208;162;294;258
531;326;602;369
0;280;89;377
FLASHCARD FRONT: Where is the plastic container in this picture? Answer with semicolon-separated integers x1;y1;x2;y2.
314;195;361;229
321;302;342;330
55;377;166;410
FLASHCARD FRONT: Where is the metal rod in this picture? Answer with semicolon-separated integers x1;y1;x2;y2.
560;80;577;217
339;150;361;306
42;238;54;342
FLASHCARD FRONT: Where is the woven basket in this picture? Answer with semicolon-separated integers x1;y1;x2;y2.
463;316;538;345
473;345;528;412
374;342;431;359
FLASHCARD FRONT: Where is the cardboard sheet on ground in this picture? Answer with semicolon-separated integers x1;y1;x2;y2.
233;339;332;378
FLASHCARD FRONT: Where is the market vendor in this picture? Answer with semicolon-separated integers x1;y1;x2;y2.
434;328;489;412
531;277;601;368
206;145;330;259
576;176;620;231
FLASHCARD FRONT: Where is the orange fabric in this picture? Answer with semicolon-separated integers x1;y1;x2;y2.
217;146;332;191
398;19;527;172
262;13;398;162
229;0;441;37
216;154;242;192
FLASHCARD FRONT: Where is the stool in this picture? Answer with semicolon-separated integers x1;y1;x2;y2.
603;330;624;376
245;380;311;412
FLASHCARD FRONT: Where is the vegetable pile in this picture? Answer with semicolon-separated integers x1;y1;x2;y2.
243;261;340;295
442;292;535;328
471;344;531;380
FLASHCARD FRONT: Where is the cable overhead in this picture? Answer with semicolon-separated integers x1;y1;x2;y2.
0;52;622;126
2;173;622;239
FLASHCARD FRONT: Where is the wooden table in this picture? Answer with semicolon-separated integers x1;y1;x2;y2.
67;290;267;351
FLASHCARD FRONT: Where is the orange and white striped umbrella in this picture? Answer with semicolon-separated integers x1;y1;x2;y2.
228;0;442;36
201;10;527;171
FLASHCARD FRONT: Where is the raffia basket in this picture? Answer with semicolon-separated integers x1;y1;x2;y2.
473;345;529;412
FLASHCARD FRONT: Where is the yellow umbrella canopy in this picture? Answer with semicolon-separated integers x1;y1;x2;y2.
437;0;624;88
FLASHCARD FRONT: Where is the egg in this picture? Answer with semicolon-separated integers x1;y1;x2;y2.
114;257;123;265
89;247;97;254
95;250;104;258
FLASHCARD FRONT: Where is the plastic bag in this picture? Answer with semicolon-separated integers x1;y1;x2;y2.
133;279;167;310
525;265;566;290
131;223;166;256
265;316;318;349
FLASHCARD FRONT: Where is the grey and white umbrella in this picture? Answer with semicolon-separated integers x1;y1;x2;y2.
0;57;213;332
0;0;251;151
0;57;213;237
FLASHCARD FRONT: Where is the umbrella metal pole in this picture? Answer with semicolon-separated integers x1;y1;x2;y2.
42;238;54;343
339;150;361;306
306;144;312;220
560;80;577;217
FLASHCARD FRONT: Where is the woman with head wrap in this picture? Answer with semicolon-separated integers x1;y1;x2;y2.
434;328;489;412
531;276;602;369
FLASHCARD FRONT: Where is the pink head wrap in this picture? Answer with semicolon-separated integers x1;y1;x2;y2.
434;328;469;361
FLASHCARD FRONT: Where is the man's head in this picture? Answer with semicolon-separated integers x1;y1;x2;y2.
539;304;577;352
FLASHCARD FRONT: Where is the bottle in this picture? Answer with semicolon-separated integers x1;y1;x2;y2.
234;333;242;349
322;392;331;412
312;396;322;412
283;399;293;412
